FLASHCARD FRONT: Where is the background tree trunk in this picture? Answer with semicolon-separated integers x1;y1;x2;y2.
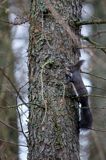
89;1;106;159
28;0;82;159
0;1;18;159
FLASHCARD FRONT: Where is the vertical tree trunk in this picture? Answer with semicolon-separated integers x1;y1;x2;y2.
28;0;82;159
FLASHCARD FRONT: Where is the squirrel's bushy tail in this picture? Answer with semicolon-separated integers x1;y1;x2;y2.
80;107;93;129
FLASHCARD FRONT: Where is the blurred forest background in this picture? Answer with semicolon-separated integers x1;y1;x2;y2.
0;0;106;160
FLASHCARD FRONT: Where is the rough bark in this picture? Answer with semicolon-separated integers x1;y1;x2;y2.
28;0;82;159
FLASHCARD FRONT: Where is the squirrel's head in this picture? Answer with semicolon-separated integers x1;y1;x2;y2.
65;60;84;77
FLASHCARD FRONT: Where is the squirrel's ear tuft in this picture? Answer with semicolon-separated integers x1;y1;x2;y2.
75;60;85;69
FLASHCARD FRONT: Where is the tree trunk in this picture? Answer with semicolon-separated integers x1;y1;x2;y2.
28;0;82;159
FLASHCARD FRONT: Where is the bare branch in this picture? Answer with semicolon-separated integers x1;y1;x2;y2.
0;118;19;132
17;106;28;141
0;138;27;147
82;71;106;81
91;30;106;37
0;15;29;26
76;19;106;26
0;68;28;107
81;35;106;54
86;85;106;92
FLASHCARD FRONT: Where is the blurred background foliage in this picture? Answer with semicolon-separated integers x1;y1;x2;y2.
0;1;18;160
0;0;106;160
0;0;29;159
86;0;106;160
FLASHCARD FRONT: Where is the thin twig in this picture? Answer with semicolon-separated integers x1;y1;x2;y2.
0;68;29;107
81;35;106;54
90;128;106;133
0;119;20;132
0;138;27;147
86;85;106;92
82;71;106;81
91;30;106;37
17;105;28;141
76;19;106;26
90;94;106;99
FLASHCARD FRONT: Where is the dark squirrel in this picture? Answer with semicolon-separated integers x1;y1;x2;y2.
66;60;92;129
